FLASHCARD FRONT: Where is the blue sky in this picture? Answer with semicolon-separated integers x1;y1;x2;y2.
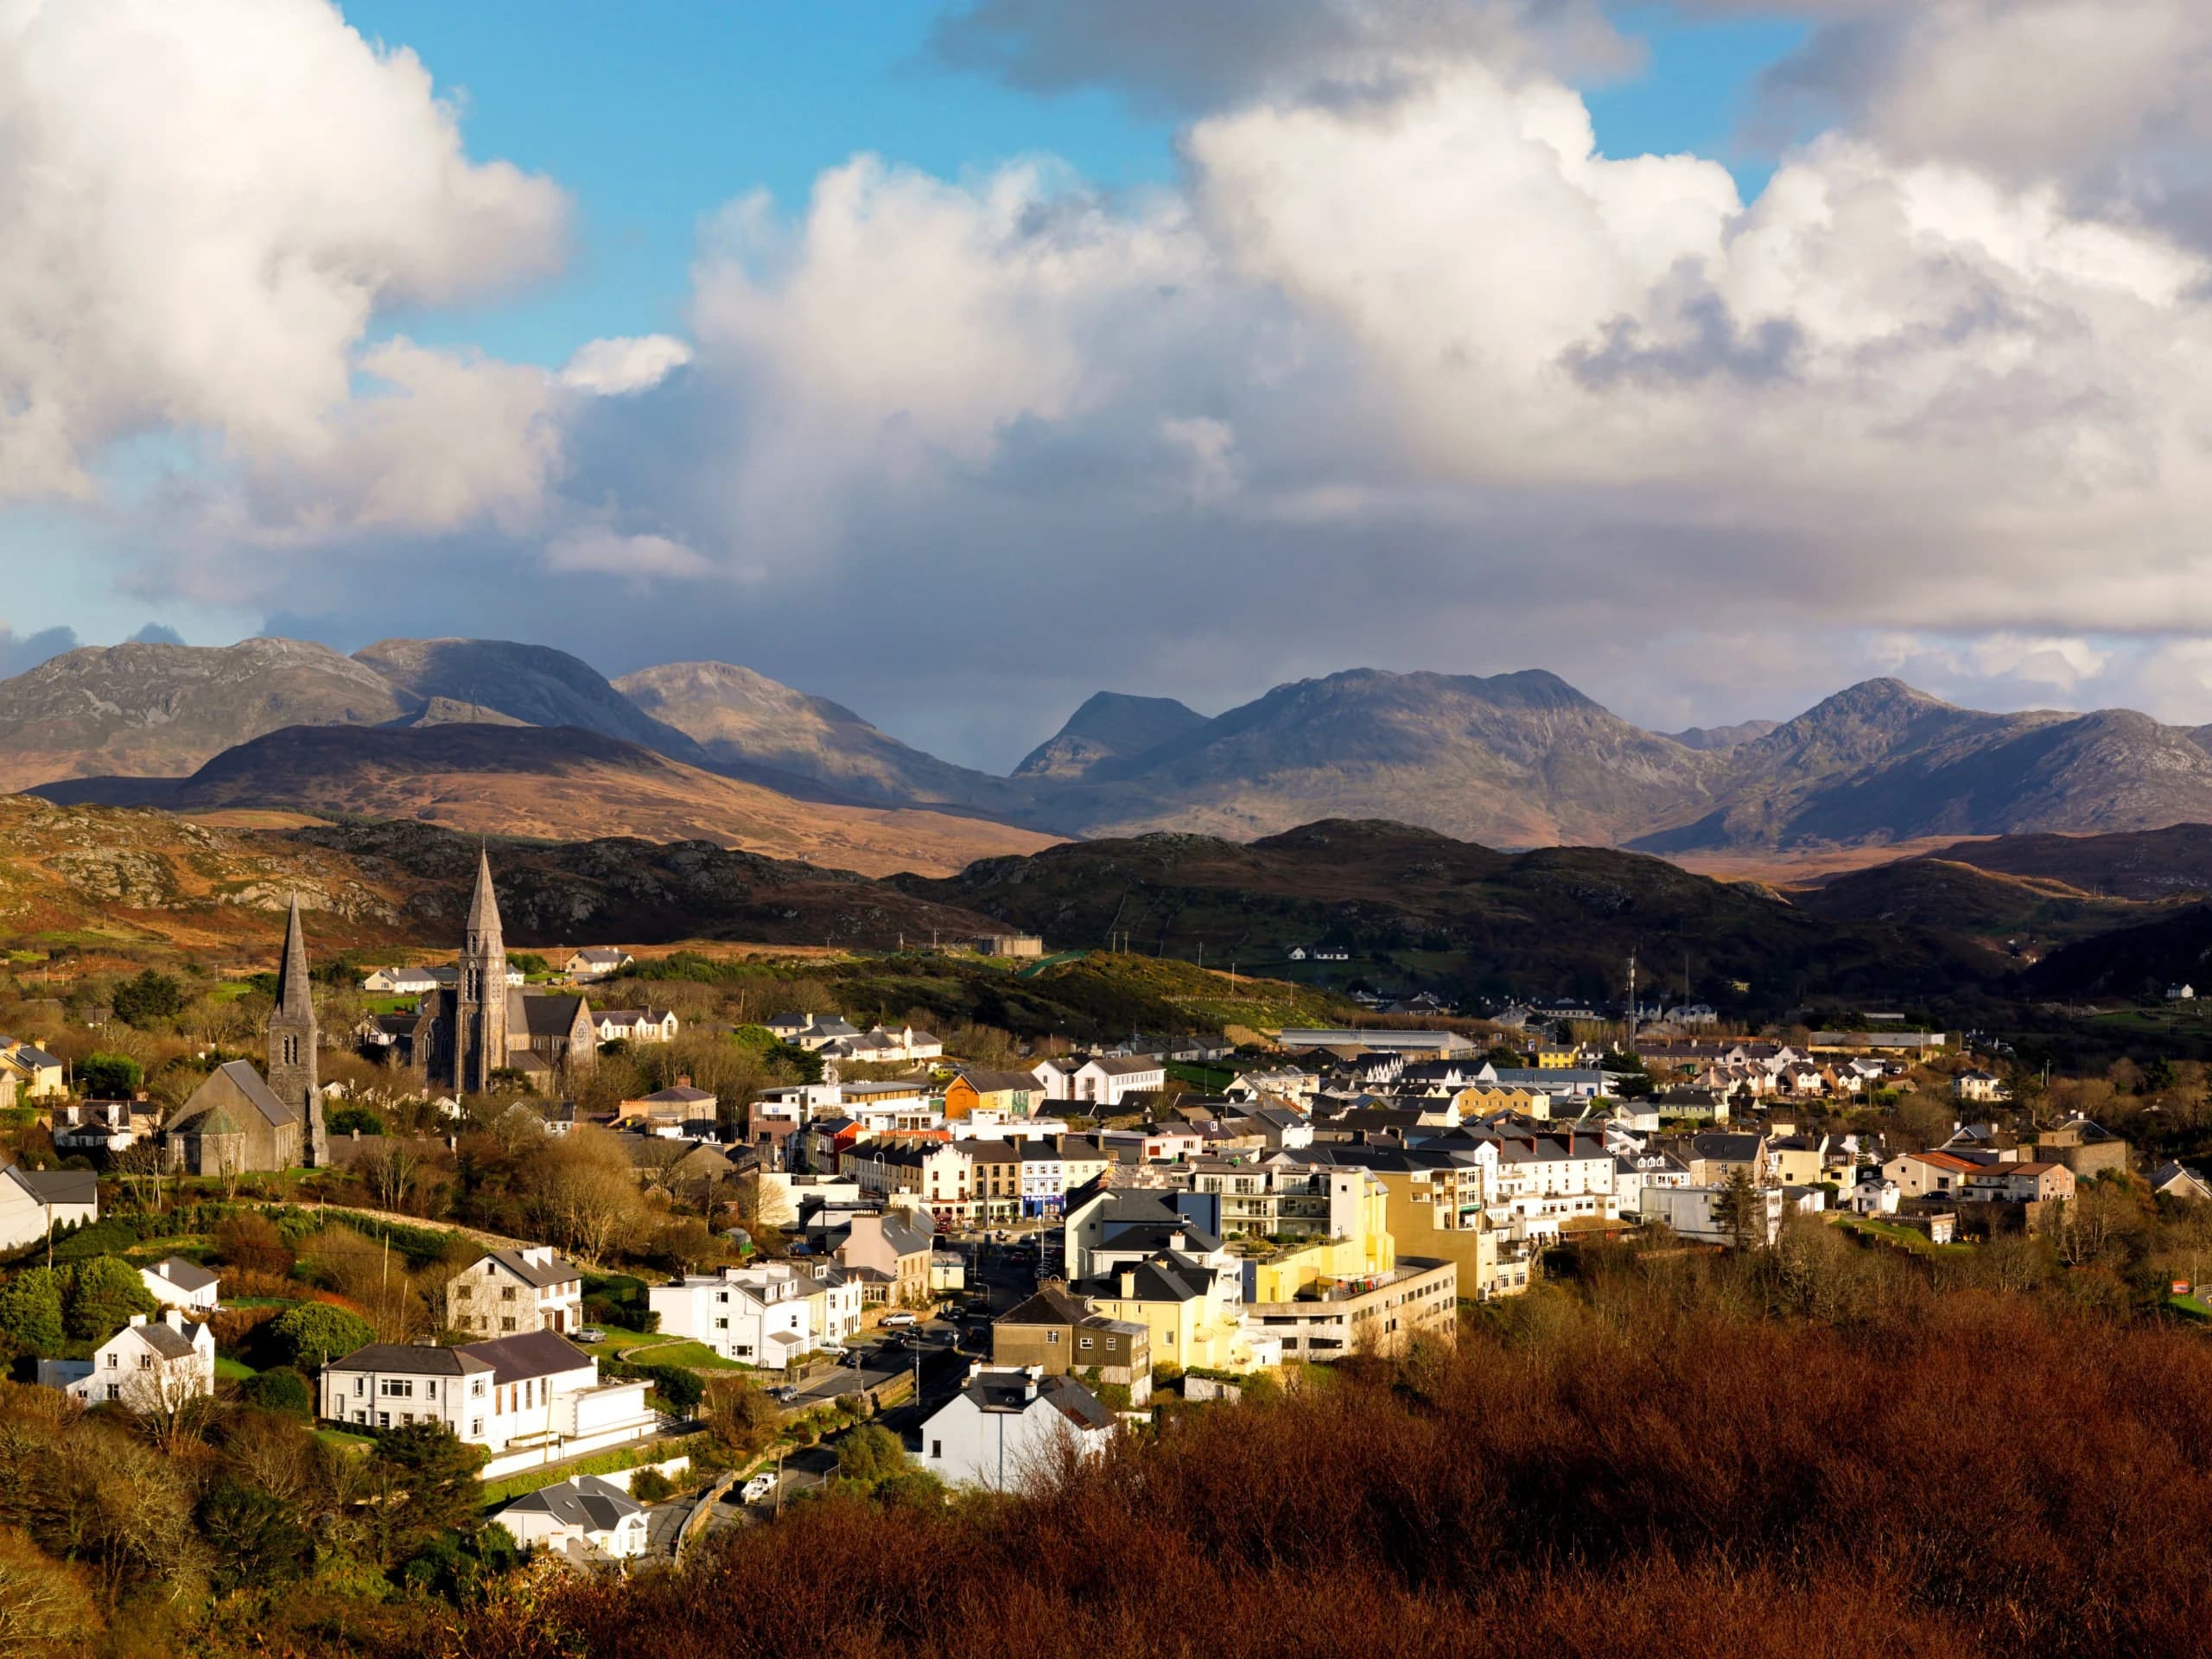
16;0;2210;763
346;0;1808;372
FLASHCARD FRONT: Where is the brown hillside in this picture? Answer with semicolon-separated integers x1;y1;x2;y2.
31;722;1058;879
0;797;1005;960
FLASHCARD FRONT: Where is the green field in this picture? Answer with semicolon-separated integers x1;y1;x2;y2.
1166;1060;1237;1091
213;1356;257;1381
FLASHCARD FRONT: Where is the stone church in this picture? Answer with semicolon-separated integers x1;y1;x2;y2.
164;895;330;1174
385;852;598;1093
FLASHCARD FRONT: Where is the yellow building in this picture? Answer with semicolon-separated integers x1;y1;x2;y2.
1535;1046;1577;1070
1452;1084;1548;1121
1337;1152;1531;1300
1083;1254;1272;1375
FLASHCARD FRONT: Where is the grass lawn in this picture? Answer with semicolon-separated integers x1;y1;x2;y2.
584;1332;677;1363
630;1340;742;1371
316;1429;375;1454
1834;1214;1974;1255
2171;1294;2212;1321
213;1356;257;1381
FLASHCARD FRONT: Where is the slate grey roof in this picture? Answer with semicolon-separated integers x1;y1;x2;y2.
482;1248;581;1289
878;1216;936;1257
136;1321;200;1360
499;1473;643;1532
332;1342;494;1376
999;1286;1092;1327
956;1068;1042;1094
512;992;590;1039
461;1329;594;1384
214;1059;298;1128
958;1370;1113;1427
10;1166;97;1206
148;1255;219;1294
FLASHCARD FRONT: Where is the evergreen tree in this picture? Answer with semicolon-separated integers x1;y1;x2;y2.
1713;1166;1766;1252
0;1267;67;1355
269;1302;375;1370
65;1255;156;1342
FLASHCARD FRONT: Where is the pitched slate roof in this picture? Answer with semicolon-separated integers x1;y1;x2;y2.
482;1248;581;1288
333;1342;494;1376
134;1319;202;1360
10;1166;97;1206
148;1255;219;1294
213;1058;298;1128
955;1068;1043;1094
512;992;590;1038
500;1473;643;1531
461;1329;594;1384
1000;1286;1093;1326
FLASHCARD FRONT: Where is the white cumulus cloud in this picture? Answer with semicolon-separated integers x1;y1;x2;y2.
0;0;568;518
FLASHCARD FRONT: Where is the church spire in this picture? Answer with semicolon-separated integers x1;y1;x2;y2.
267;892;324;1166
274;893;314;1019
466;846;504;950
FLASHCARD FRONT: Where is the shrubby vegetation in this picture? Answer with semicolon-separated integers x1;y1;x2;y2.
434;1254;2212;1659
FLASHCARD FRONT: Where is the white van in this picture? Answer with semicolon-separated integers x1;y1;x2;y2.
741;1473;778;1503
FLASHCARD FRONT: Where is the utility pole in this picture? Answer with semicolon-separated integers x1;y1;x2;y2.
1625;951;1637;1055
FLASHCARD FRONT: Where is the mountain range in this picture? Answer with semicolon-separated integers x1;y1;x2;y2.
12;636;2212;867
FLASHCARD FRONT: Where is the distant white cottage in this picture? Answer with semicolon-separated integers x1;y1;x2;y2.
39;1310;216;1409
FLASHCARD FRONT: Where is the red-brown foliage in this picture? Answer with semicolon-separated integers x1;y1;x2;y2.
425;1281;2212;1659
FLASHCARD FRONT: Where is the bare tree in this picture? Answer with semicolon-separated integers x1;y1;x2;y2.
124;1346;219;1455
521;1127;645;1266
112;1139;164;1211
359;1140;423;1212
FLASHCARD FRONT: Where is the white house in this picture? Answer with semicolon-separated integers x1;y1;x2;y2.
139;1255;220;1313
39;1310;215;1410
648;1263;814;1370
1070;1056;1167;1109
1848;1174;1903;1215
1638;1183;1784;1247
494;1473;650;1559
594;1007;680;1046
448;1245;586;1337
0;1166;98;1253
2169;983;2197;1002
766;1014;862;1052
564;949;636;982
319;1330;653;1459
361;966;442;995
917;1364;1116;1492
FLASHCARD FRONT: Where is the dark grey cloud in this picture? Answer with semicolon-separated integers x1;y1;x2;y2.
1567;289;1802;390
0;623;79;677
927;0;1626;112
126;621;185;645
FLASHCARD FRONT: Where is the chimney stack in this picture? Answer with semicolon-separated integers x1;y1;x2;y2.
1119;1269;1135;1299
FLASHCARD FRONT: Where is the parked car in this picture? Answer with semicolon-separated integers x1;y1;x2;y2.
575;1326;606;1344
741;1474;778;1503
882;1312;918;1328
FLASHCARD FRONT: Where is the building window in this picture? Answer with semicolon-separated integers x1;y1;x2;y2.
106;1384;120;1402
1079;1337;1093;1351
715;1318;728;1330
502;1318;517;1332
931;1440;942;1459
378;1412;391;1427
471;1419;484;1436
501;1287;516;1301
353;1377;365;1396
